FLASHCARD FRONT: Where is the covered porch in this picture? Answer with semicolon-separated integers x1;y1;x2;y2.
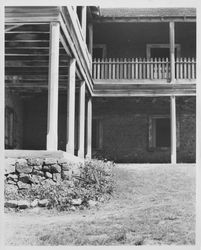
5;6;95;160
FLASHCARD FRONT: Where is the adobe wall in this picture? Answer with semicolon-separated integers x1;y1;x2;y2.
93;22;196;58
93;97;196;163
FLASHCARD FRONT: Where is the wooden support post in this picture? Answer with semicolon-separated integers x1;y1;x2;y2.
88;23;93;56
81;6;87;41
78;81;86;158
66;59;76;154
46;22;60;150
169;21;175;82
170;95;177;164
86;97;92;159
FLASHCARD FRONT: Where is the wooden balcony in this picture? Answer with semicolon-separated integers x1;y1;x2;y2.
92;57;196;83
92;57;196;97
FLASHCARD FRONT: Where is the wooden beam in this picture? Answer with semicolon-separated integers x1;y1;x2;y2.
46;22;60;151
78;81;86;158
170;95;177;164
169;21;175;83
88;23;93;56
66;58;76;154
5;24;24;32
81;7;87;41
93;16;196;23
59;8;93;95
86;97;92;159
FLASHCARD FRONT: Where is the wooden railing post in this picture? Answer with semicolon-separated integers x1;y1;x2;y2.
169;21;175;82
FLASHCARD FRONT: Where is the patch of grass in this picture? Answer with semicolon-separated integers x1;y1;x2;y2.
5;164;195;245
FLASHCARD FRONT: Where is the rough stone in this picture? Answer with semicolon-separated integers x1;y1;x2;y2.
27;158;44;166
71;198;82;206
31;175;44;184
7;179;17;185
50;164;61;173
5;159;16;174
43;165;51;172
16;159;32;173
17;181;31;190
52;173;61;182
4;200;18;208
42;179;55;186
5;184;18;193
72;167;80;176
69;206;76;211
7;174;18;181
32;169;44;177
19;174;33;184
30;199;38;208
88;200;98;207
33;165;43;171
38;199;49;207
44;158;57;165
61;163;71;171
18;200;30;209
61;170;72;180
57;158;68;165
45;172;52;179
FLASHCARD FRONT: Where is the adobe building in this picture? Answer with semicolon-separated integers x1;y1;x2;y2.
4;7;196;163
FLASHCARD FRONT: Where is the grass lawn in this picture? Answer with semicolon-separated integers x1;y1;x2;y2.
4;164;195;245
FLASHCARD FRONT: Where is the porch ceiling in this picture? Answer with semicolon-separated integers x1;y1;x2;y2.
5;23;80;94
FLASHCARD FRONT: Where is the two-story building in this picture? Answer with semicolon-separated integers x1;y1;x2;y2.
4;7;196;163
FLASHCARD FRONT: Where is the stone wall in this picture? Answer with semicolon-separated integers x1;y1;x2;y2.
5;157;80;191
93;97;196;163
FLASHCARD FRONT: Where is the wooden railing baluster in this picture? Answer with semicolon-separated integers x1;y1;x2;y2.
92;57;196;81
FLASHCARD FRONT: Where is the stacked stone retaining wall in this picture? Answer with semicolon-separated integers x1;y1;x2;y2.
5;157;80;191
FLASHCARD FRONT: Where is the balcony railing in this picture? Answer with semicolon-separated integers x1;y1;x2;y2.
92;57;196;81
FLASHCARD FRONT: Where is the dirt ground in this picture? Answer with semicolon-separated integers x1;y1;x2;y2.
4;164;196;245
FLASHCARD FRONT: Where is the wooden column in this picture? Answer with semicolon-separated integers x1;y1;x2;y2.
170;95;177;164
169;21;175;82
86;97;92;159
88;23;93;56
46;22;60;150
81;6;87;41
169;21;177;164
78;81;86;158
66;59;76;154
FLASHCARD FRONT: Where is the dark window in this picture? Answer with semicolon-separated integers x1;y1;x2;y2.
150;48;177;59
155;118;170;147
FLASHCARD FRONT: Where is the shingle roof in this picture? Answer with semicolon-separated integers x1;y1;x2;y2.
100;8;196;18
